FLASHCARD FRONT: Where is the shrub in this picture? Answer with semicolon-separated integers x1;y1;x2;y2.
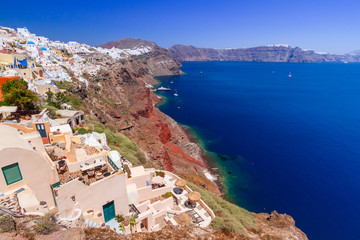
54;81;73;91
77;128;88;135
40;105;57;119
155;171;165;177
115;214;124;223
33;213;59;235
162;192;174;199
1;79;38;110
187;182;258;236
124;164;131;178
0;215;15;233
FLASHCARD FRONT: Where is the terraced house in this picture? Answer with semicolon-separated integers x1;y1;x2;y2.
0;111;214;234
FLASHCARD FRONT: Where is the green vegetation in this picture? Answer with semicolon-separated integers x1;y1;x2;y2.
161;192;174;199
39;105;57;119
77;128;92;134
0;215;15;233
66;93;85;111
0;79;38;110
33;213;59;235
155;170;165;177
54;81;74;91
129;215;137;231
87;118;147;166
115;214;124;223
105;129;146;166
45;90;69;109
187;182;258;236
124;164;131;178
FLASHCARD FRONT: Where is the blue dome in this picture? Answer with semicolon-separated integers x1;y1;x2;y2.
27;41;35;45
41;47;47;50
23;27;27;29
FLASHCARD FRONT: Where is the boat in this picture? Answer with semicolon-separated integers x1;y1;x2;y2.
174;90;178;96
157;87;171;91
288;72;292;77
200;71;203;74
170;81;174;83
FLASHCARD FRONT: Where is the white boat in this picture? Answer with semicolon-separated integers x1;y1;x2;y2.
174;90;178;96
288;72;292;77
157;87;171;91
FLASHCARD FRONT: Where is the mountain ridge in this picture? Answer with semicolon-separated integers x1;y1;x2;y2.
168;44;360;63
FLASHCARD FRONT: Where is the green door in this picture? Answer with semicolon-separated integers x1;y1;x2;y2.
103;201;115;222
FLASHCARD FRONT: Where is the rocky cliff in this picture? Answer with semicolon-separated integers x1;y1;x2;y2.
169;44;360;63
69;41;205;176
60;39;308;239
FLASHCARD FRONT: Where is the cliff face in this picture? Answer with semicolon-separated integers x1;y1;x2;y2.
71;44;204;175
169;44;360;62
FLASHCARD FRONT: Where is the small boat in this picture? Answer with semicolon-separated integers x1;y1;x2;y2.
288;72;292;77
200;71;203;74
174;90;178;96
170;81;174;83
157;87;171;91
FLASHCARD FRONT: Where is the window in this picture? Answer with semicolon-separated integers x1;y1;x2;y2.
2;163;23;185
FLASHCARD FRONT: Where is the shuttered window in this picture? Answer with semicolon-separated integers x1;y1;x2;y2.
2;163;23;185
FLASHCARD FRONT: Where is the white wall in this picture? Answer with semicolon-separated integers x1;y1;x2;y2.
56;173;129;222
0;148;58;208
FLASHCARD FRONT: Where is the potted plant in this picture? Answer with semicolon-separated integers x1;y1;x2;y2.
119;222;125;232
115;214;124;223
129;215;137;231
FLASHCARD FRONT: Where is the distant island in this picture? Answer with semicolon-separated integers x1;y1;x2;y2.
168;44;360;63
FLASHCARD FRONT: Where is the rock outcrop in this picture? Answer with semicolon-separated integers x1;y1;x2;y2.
169;44;360;63
73;43;204;175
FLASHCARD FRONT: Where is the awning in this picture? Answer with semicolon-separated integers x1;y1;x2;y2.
17;58;27;67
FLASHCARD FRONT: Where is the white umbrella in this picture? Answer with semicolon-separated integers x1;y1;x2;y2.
152;176;164;184
128;191;139;205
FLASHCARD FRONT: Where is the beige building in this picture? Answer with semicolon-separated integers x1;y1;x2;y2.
0;124;59;214
55;110;84;128
0;121;215;233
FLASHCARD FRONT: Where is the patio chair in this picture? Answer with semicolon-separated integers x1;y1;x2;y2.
100;165;108;172
58;165;66;173
87;170;95;177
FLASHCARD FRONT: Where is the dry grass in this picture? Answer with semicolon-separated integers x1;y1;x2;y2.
187;182;258;237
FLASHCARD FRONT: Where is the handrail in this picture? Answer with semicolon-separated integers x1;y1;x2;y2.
0;207;24;218
107;155;119;170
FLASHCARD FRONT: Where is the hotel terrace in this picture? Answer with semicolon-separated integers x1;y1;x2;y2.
0;110;214;234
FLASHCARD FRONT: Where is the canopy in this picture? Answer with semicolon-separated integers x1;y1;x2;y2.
188;191;201;203
152;176;164;184
17;58;27;67
175;179;186;188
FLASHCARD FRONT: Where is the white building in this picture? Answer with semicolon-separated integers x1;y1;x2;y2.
17;27;31;38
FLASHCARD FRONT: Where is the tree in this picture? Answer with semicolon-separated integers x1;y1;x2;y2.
55;92;69;105
1;79;38;110
45;90;69;109
45;90;54;106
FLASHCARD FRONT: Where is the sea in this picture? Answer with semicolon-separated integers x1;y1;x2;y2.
156;62;360;240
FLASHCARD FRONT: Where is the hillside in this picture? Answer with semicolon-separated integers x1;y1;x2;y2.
169;44;360;62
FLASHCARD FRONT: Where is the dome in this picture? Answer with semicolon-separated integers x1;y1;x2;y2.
41;47;47;50
27;41;35;45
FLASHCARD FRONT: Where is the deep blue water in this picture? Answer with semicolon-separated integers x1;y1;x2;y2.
157;62;360;240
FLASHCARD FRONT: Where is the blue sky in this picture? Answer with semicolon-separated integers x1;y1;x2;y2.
1;0;359;53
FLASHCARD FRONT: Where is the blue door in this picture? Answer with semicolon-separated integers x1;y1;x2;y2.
103;201;115;222
35;124;47;138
